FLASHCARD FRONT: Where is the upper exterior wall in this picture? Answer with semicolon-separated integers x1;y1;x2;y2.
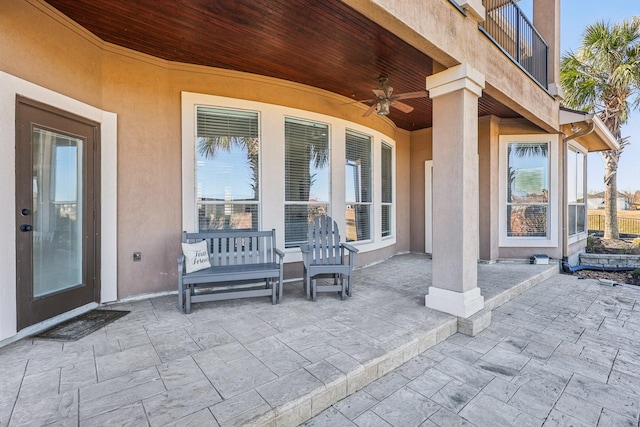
1;0;412;298
0;0;104;106
343;0;560;133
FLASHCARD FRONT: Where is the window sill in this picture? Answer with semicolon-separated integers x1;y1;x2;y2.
499;236;558;248
568;231;587;246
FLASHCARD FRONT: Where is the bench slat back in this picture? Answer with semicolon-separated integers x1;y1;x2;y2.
183;230;276;266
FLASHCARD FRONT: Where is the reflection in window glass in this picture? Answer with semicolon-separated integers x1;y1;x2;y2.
567;147;586;236
53;145;78;203
284;118;330;247
33;129;83;297
196;106;259;231
345;130;371;242
506;142;549;237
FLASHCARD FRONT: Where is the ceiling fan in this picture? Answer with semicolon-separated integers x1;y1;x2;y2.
361;77;428;117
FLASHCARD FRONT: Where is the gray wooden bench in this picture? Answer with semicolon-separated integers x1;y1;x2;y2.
178;229;284;313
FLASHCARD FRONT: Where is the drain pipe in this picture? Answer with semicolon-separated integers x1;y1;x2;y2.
561;121;596;263
564;121;596;143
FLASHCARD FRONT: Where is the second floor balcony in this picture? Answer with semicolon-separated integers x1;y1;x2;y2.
480;0;549;89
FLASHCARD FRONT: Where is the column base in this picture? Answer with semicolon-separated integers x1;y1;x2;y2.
425;287;484;318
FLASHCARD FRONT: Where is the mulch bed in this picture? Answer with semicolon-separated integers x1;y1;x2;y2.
586;237;640;255
578;237;640;285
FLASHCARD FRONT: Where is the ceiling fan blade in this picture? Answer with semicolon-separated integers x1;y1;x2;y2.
351;98;376;104
362;103;378;117
392;90;429;101
372;89;386;98
391;100;414;113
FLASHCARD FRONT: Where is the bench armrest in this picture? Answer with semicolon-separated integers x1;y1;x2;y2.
177;254;185;274
274;248;285;262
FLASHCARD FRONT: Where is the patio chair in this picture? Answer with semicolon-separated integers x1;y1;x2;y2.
300;215;359;301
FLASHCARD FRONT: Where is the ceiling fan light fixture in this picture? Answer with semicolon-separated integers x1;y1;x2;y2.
377;99;391;115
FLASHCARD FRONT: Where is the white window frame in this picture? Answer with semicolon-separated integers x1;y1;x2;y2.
499;134;559;248
567;142;587;244
381;141;394;239
181;92;396;263
345;129;373;243
283;116;331;248
194;106;261;232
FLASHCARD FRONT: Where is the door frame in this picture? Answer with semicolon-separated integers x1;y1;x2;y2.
0;72;118;343
15;96;101;330
425;161;433;254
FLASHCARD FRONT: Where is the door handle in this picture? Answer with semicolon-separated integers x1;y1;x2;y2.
20;224;33;232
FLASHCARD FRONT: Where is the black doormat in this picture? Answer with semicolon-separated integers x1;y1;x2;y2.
35;309;129;341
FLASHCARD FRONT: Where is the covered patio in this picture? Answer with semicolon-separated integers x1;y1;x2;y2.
0;255;557;426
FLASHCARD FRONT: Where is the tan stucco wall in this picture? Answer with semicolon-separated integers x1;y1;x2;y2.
478;116;500;261
0;0;104;108
394;130;412;253
1;0;412;298
567;240;588;264
534;0;561;87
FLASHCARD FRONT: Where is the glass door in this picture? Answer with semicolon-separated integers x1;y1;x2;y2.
16;97;99;330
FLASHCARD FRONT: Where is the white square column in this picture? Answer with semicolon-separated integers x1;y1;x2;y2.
424;64;485;318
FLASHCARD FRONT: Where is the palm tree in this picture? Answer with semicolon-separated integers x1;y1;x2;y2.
560;17;640;239
198;136;260;198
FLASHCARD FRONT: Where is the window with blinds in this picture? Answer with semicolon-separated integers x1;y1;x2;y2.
381;142;393;238
284;118;330;247
345;130;371;242
567;147;586;236
195;106;260;231
506;142;549;238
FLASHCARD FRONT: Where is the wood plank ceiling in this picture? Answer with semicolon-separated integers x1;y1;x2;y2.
44;0;520;131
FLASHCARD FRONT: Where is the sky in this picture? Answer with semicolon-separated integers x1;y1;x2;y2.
519;0;640;194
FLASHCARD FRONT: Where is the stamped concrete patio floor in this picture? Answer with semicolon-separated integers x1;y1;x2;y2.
2;254;638;426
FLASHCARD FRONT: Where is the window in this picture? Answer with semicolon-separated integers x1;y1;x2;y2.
183;93;399;256
284;118;330;247
506;142;549;238
195;106;259;231
381;142;393;238
567;146;586;236
345;130;371;242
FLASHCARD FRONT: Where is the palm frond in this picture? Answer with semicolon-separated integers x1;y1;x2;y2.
560;17;640;139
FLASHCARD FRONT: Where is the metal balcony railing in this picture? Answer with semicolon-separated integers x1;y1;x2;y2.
480;0;548;89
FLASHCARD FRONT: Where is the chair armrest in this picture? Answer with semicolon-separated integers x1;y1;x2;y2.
340;242;359;254
275;248;285;261
299;243;312;268
177;255;185;275
341;243;358;270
